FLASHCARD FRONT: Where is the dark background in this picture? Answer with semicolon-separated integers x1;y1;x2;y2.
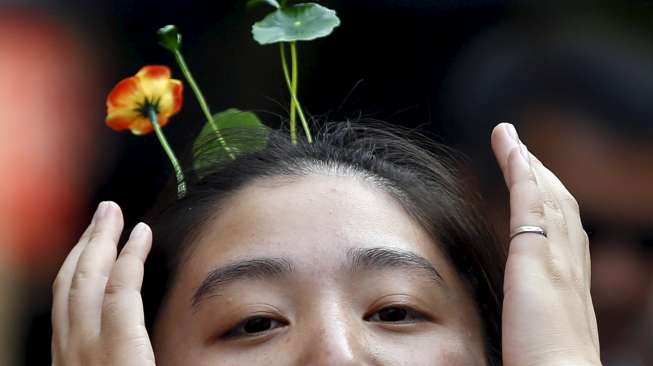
2;1;652;365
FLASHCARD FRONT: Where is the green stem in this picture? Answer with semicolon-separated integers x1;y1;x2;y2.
280;43;297;144
290;42;313;143
172;49;235;159
147;107;187;198
280;42;313;143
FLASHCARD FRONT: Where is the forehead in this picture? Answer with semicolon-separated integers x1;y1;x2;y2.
181;173;456;283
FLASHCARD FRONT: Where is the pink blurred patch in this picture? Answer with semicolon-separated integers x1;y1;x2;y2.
0;9;99;275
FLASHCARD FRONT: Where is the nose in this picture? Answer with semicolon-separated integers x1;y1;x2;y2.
294;307;372;365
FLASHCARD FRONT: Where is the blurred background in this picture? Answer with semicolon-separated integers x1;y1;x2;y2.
1;0;651;365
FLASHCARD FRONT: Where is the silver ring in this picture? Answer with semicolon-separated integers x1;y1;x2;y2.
510;225;547;240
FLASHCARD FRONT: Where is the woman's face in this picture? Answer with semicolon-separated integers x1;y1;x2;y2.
154;174;486;365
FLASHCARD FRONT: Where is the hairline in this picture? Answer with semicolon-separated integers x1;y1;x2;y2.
174;159;425;277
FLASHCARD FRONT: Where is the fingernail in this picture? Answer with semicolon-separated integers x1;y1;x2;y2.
504;123;519;142
519;142;531;165
131;222;149;239
93;202;108;221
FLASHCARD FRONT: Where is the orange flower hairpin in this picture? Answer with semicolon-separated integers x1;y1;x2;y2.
106;65;183;135
106;65;186;196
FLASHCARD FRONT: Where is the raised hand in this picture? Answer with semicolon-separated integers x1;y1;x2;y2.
51;202;155;366
492;123;601;366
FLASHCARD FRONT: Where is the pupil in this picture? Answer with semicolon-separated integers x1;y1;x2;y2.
379;308;407;322
244;317;272;333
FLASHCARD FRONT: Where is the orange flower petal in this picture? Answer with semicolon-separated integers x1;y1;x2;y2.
106;76;143;110
136;65;171;80
170;79;183;114
106;108;140;132
139;81;176;107
105;65;183;134
157;114;170;128
128;116;154;135
157;79;183;118
136;66;171;99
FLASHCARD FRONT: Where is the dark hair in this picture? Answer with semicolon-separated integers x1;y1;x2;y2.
143;120;506;365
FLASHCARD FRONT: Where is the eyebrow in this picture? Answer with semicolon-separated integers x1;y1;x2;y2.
191;247;445;310
347;247;445;286
191;257;294;309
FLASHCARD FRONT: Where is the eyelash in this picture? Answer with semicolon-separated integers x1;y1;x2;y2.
221;305;429;340
365;306;430;323
222;316;287;339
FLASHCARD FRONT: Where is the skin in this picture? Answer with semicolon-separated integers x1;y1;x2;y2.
51;124;602;365
154;173;485;365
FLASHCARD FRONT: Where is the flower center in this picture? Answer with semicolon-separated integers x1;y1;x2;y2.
135;97;161;117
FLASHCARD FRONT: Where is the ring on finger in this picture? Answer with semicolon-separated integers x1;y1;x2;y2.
510;225;547;240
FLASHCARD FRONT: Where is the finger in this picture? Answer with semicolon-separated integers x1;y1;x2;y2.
491;122;520;186
505;144;550;253
529;153;590;281
529;153;585;240
493;122;561;221
505;132;586;291
51;215;97;358
101;223;155;361
102;223;152;332
491;123;546;243
492;123;568;248
517;144;569;248
69;201;124;339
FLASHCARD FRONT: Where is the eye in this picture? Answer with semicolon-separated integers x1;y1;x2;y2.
366;306;429;323
223;316;286;338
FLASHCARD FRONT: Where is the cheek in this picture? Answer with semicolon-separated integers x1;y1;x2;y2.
365;331;485;366
158;347;296;366
156;334;484;366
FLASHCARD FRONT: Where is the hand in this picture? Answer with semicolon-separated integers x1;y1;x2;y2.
51;202;155;366
492;123;601;366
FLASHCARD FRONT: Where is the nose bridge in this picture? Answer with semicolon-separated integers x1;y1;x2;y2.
295;299;369;366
